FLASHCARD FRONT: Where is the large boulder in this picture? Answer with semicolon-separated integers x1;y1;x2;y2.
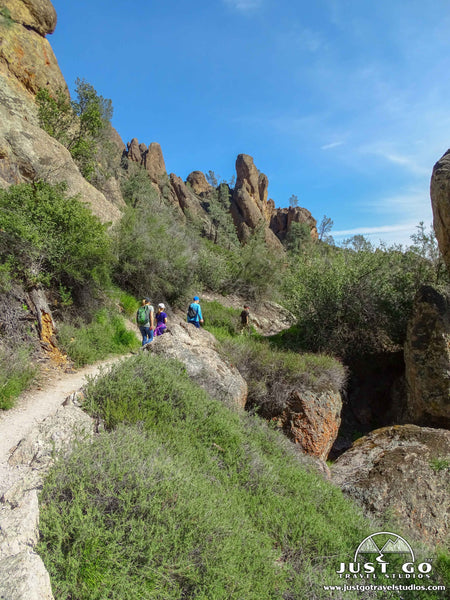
274;389;342;460
200;292;296;336
431;150;450;271
404;285;450;428
149;317;247;409
2;0;57;35
0;74;122;223
0;1;67;96
186;170;213;196
332;425;450;545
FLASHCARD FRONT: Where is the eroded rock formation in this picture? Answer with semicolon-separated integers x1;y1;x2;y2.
230;154;283;249
0;0;67;96
431;150;450;271
404;285;450;428
332;425;450;545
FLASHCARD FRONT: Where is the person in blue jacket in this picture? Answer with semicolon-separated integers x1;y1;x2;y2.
187;296;204;328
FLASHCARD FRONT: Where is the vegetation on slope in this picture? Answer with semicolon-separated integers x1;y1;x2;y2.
38;354;373;600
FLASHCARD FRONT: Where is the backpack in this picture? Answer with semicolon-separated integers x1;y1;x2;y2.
187;303;198;320
137;305;149;326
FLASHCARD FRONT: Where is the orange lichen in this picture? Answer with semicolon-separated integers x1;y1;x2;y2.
40;311;68;368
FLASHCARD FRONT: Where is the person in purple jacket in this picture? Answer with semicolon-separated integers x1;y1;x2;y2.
154;303;168;336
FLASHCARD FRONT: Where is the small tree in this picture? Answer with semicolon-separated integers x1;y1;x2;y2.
289;194;299;208
36;79;113;181
318;215;334;244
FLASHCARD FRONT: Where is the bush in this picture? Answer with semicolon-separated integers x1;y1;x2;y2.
38;354;378;600
202;300;346;417
0;181;112;293
0;343;37;410
282;240;446;359
36;79;113;181
112;194;197;306
57;309;139;367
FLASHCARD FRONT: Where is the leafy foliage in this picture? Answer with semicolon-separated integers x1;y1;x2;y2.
36;79;113;180
0;343;37;410
282;236;447;359
113;183;197;305
57;309;139;367
0;181;112;292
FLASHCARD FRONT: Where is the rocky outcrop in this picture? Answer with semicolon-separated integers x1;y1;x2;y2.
231;154;283;249
169;172;206;219
0;0;67;96
431;150;450;271
231;154;317;249
270;206;318;241
332;425;450;545
0;73;122;223
149;316;247;409
186;170;213;196
125;138;167;185
1;0;57;35
404;285;450;428
274;389;342;460
0;392;93;600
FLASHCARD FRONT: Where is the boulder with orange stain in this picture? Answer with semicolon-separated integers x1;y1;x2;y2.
275;389;342;460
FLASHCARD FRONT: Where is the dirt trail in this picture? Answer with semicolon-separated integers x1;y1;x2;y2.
0;355;127;497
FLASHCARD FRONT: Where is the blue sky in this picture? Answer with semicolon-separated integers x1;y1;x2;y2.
49;0;450;246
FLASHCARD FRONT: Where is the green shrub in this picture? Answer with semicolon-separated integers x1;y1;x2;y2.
282;240;446;359
0;344;37;410
0;181;112;292
36;79;113;181
57;309;139;367
112;199;197;306
38;354;378;599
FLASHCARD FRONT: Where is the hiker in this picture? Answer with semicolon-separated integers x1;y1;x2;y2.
187;296;203;328
154;303;168;336
239;304;250;334
136;297;154;347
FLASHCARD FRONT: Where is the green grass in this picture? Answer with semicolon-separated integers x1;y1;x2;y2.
57;308;139;367
37;354;372;599
0;344;38;410
429;457;449;472
37;354;449;599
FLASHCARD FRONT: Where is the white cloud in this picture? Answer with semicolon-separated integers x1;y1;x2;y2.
223;0;263;12
333;223;421;247
321;141;344;150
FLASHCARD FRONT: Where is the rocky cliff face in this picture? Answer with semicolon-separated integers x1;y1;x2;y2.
404;285;450;428
0;0;66;96
0;0;124;222
431;150;450;271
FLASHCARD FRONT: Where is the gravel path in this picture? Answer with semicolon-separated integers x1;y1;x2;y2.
0;356;126;497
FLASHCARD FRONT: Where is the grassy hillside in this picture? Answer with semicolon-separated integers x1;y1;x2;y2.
37;354;448;599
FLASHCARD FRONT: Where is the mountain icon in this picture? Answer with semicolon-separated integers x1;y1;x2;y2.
358;537;381;553
380;537;411;554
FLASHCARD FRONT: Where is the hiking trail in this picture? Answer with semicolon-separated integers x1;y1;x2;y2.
0;355;126;498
